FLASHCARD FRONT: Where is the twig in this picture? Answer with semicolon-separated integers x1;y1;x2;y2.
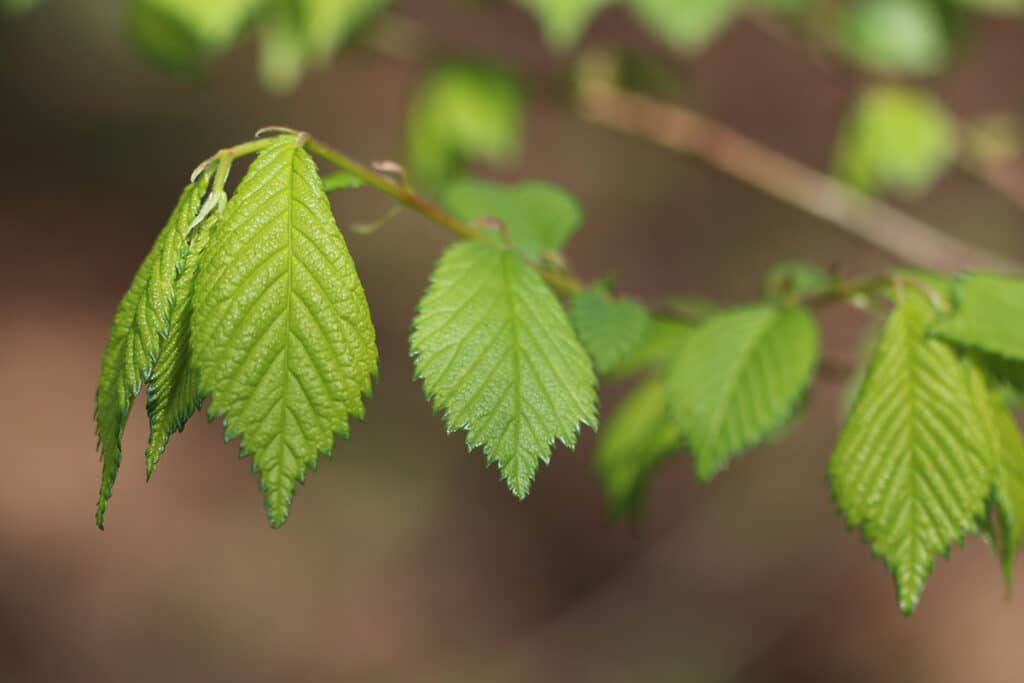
574;75;1021;274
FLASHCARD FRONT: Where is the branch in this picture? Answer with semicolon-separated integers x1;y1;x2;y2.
574;73;1021;274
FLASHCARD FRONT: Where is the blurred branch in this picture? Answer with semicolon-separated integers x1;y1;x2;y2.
574;70;1021;273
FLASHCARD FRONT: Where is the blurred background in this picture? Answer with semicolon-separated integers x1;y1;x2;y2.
3;1;1024;681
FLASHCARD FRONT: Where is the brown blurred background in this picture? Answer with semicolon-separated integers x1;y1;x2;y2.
2;2;1024;681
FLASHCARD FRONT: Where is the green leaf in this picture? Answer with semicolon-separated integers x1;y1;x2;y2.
411;241;598;498
321;170;365;192
763;260;837;300
665;305;819;480
1;0;43;15
596;377;684;520
191;135;378;528
133;0;263;49
952;0;1024;14
144;217;217;479
442;178;583;260
626;0;741;53
94;174;211;529
828;292;994;613
297;0;390;64
609;317;692;380
258;0;307;93
405;63;524;189
932;273;1024;362
569;284;651;374
838;0;949;76
833;85;957;197
973;385;1024;587
516;0;615;50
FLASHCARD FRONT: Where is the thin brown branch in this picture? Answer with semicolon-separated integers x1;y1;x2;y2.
574;74;1021;273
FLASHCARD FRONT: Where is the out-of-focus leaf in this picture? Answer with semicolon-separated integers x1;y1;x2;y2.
516;0;615;50
405;63;524;189
626;0;741;53
838;0;949;75
833;85;957;196
569;285;651;374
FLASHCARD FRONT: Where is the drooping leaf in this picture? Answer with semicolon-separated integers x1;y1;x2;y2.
973;383;1024;587
596;377;684;520
838;0;949;76
665;304;819;480
569;284;651;374
296;0;390;64
952;0;1024;14
515;0;615;50
94;173;211;529
405;63;523;188
191;135;378;528
131;0;263;50
609;317;692;380
626;0;741;53
443;178;583;260
1;0;44;15
932;273;1024;362
829;292;994;613
144;217;218;479
833;85;957;196
258;0;307;93
411;241;598;498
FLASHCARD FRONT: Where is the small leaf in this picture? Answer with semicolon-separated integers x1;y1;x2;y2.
569;284;651;374
404;63;523;189
144;217;218;479
838;0;949;76
321;170;365;192
763;260;837;300
932;273;1024;362
833;85;957;196
609;317;692;380
411;241;598;498
665;305;819;480
626;0;741;53
515;0;615;50
595;377;684;520
443;177;583;260
192;135;378;527
829;292;994;614
131;0;263;50
296;0;391;65
95;173;211;528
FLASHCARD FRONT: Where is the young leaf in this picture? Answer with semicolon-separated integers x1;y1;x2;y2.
296;0;390;65
515;0;615;50
405;63;523;188
829;292;994;614
665;305;819;480
411;241;598;498
608;317;692;380
442;178;583;260
191;135;378;528
626;0;741;53
833;85;957;196
932;273;1024;361
763;260;837;300
95;173;211;529
569;284;651;374
596;377;684;520
838;0;949;76
972;384;1024;587
144;217;218;479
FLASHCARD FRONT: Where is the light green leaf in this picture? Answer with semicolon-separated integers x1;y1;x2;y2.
134;0;263;49
516;0;615;50
829;292;994;613
297;0;390;64
665;305;819;480
932;273;1024;362
95;174;211;529
192;135;378;528
626;0;741;53
838;0;949;76
405;63;524;189
258;0;307;93
411;241;598;498
442;178;583;260
833;85;957;197
609;317;692;380
321;170;365;192
596;377;684;520
569;284;651;374
144;217;217;479
973;384;1024;588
